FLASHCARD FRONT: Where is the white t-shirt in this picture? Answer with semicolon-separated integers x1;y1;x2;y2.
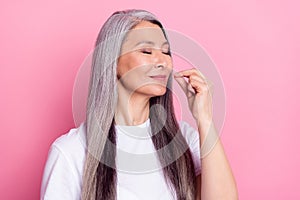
40;119;201;200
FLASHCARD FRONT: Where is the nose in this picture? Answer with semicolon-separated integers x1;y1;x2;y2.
153;51;168;69
156;63;165;68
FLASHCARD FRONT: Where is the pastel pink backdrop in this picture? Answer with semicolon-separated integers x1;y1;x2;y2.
1;1;299;199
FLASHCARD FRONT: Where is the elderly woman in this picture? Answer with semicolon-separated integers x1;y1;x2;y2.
41;9;238;200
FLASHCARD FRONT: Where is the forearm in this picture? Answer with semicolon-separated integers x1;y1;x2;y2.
198;121;238;200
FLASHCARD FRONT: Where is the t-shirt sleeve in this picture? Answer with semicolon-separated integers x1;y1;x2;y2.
40;144;81;200
179;120;202;176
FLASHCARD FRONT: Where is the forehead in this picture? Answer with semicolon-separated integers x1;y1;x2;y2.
122;22;168;50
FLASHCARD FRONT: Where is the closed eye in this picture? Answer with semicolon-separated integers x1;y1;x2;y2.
162;50;171;56
140;48;171;56
140;48;152;54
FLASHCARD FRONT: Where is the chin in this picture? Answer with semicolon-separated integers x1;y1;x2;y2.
147;86;167;97
135;84;167;97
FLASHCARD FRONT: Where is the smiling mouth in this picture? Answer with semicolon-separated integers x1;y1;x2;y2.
149;75;167;81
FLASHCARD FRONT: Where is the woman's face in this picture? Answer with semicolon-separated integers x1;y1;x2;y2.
117;21;173;97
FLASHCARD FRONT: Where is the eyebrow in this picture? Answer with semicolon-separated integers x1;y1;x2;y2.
134;40;169;47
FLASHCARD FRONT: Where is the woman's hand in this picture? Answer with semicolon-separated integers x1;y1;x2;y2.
173;68;214;134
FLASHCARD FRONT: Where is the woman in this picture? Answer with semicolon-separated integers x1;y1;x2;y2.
41;9;238;200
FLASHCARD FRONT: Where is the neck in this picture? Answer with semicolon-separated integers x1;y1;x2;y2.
115;85;150;126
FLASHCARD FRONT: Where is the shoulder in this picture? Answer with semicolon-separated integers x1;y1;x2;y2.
49;122;87;172
51;122;87;154
41;122;87;199
45;122;87;170
45;122;87;179
52;122;87;149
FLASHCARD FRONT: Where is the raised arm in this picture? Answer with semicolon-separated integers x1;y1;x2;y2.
174;68;238;199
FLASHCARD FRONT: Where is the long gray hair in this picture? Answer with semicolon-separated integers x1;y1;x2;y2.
81;9;197;200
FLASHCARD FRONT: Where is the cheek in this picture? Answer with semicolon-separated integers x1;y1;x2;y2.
119;67;148;88
117;54;149;77
118;63;148;82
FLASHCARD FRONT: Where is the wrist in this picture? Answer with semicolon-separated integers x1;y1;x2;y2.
196;118;212;133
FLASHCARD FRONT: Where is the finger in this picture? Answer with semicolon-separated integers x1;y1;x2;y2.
173;75;189;95
188;74;206;84
176;68;205;78
189;79;206;94
174;77;196;99
189;75;214;94
176;68;207;83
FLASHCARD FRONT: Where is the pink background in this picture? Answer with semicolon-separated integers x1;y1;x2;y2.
1;0;299;199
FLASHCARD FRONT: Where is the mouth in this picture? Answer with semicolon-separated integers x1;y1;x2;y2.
149;75;167;81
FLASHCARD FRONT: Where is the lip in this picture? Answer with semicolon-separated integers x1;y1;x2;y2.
149;75;167;81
